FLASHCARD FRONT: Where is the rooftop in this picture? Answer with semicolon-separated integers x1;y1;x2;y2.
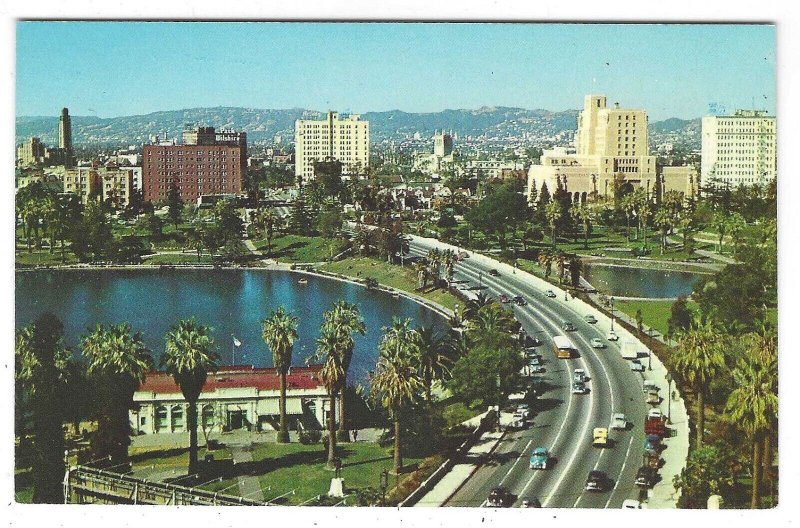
137;364;325;394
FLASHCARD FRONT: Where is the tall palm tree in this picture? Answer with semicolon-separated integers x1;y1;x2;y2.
545;200;562;249
620;192;636;241
313;326;345;468
82;323;153;466
654;207;673;255
370;319;422;476
725;349;777;508
162;319;219;475
413;325;452;419
462;291;494;321
323;301;366;441
262;307;299;443
571;203;594;249
670;320;725;446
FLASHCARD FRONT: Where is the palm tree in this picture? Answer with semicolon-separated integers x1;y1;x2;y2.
654;207;673;255
162;319;219;474
370;319;422;476
314;326;345;468
710;212;729;253
262;307;299;443
571;203;594;249
725;347;777;508
631;188;651;246
82;323;153;466
462;291;494;321
727;212;747;258
412;325;452;420
620;192;636;241
323;301;366;441
545;200;562;249
670;320;725;446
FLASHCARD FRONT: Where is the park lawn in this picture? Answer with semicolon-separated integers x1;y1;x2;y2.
144;252;214;264
255;235;347;263
129;445;233;472
16;249;78;266
613;298;700;338
320;256;458;311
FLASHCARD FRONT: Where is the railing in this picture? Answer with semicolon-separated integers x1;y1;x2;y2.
65;465;269;506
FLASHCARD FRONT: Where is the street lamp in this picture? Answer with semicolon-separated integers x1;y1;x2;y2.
610;297;615;331
496;374;502;432
380;469;389;506
666;373;672;424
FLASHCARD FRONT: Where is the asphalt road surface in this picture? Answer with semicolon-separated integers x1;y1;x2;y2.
409;239;651;509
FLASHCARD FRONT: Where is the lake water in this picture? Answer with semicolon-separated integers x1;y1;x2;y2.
15;269;445;385
582;263;704;299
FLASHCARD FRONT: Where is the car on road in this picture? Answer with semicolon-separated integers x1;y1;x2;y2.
648;408;663;420
585;470;610;492
529;364;546;375
635;466;658;488
607;330;619;341
529;447;550;469
622;499;644;509
521;497;542;508
510;412;527;429
525;347;540;358
457;251;470;260
573;368;587;383
562;321;576;332
545;290;557;298
513;295;527;306
487;486;514;507
610;413;628;430
516;403;532;419
592;427;610;447
590;338;606;349
629;359;645;372
572;381;589;394
529;355;543;366
499;293;510;303
489;269;500;277
584;314;598;324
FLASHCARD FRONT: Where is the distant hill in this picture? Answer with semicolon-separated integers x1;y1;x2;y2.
15;106;701;149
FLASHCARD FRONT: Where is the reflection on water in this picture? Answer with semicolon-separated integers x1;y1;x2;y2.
15;269;445;384
582;264;703;298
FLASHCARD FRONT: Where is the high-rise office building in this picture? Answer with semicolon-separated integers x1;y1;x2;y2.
142;125;247;203
433;131;453;157
294;112;369;183
701;110;776;189
59;107;74;167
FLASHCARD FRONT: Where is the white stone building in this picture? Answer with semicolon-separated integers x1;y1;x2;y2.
294;112;370;183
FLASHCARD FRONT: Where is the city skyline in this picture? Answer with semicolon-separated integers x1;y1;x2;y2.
16;22;776;121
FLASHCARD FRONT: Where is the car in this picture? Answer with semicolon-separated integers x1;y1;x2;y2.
529;447;549;469
562;321;576;332
584;314;598;324
572;381;588;394
510;412;527;429
487;486;514;507
499;294;511;303
530;365;546;375
590;338;605;349
513;296;527;306
648;408;663;420
489;269;500;277
545;290;557;298
607;330;619;341
621;499;644;509
644;434;662;454
527;335;542;347
529;355;543;366
458;251;470;260
642;380;660;394
629;359;645;372
585;470;610;492
610;413;628;430
592;427;610;447
573;368;587;383
516;403;532;419
646;389;661;405
635;466;658;488
521;497;542;508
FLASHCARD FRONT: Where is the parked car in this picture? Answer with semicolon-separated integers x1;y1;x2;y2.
590;338;605;349
529;355;543;366
573;368;587;383
635;466;658;488
562;321;576;332
642;380;660;394
607;330;619;341
585;470;610;492
529;447;550;470
487;486;514;507
513;295;527;306
572;381;588;394
644;434;662;454
545;289;557;298
489;269;500;277
516;403;532;419
648;408;663;420
510;412;527;429
529;364;546;375
458;251;470;260
646;389;661;405
610;413;628;430
621;499;644;509
629;359;645;372
499;294;511;303
584;314;598;324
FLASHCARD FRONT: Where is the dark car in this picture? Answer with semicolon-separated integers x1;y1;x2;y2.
585;470;610;492
487;486;514;507
562;321;576;332
521;497;542;508
635;466;658;488
489;269;500;277
513;296;527;306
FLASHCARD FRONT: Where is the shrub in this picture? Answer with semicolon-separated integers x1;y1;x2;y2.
299;429;322;445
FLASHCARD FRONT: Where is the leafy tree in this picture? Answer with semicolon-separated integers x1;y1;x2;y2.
15;313;70;503
287;189;314;236
141;212;164;242
71;200;113;262
571;203;594;249
162;319;219;474
167;180;183;229
313;159;345;201
694;264;767;331
667;295;693;338
674;444;735;508
449;334;525;408
262;307;298;443
214;199;244;243
317;205;344;240
48;193;82;262
635;309;644;334
569;257;582;288
710;212;729;254
464;186;529;249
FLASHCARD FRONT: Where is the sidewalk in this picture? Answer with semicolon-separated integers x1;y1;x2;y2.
414;411;510;507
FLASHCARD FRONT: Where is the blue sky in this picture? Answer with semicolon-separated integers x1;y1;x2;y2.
16;22;776;120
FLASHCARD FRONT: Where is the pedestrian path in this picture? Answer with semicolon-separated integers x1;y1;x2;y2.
229;443;265;501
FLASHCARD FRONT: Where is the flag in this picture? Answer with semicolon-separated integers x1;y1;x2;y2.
233;336;242;347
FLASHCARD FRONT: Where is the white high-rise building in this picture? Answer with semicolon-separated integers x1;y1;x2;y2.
294;111;370;183
701;110;776;189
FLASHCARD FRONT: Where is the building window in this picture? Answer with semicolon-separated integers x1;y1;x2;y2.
202;405;215;428
156;405;168;432
171;405;184;431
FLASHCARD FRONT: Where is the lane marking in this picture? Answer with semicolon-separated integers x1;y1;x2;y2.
605;434;635;508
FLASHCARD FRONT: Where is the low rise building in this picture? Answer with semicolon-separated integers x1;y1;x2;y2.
63;164;136;207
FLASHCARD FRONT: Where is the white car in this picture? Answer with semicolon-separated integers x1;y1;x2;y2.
511;412;527;429
622;499;644;509
648;408;663;420
516;404;532;419
607;331;619;341
610;413;627;430
545;290;557;298
590;338;605;349
584;314;598;324
573;369;587;383
629;359;645;372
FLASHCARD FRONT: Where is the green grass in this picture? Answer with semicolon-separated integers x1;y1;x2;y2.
199;441;423;505
15;249;78;266
129;445;232;472
253;235;347;263
144;252;214;264
613;298;699;338
320;256;459;311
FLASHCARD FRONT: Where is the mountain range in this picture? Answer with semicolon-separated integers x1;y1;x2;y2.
15;106;700;149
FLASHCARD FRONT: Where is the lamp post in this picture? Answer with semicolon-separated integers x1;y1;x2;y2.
666;373;672;424
610;297;615;331
496;374;502;432
380;469;389;506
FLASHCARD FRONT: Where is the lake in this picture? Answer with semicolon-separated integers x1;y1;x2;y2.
15;269;446;385
582;263;705;299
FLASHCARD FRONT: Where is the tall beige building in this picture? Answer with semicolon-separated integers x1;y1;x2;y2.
63;165;135;208
294;112;369;183
701;110;776;189
527;94;693;203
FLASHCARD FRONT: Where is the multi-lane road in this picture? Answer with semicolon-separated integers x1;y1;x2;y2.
409;237;651;509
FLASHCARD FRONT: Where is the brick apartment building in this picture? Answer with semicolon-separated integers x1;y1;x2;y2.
142;126;247;203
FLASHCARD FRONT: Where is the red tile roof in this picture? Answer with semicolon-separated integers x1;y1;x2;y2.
138;365;325;394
